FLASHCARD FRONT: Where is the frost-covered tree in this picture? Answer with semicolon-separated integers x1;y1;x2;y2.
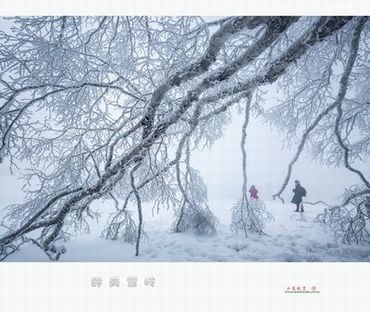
231;93;273;236
270;17;370;243
0;16;368;260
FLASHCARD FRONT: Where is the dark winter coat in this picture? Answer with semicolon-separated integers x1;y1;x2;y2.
291;185;306;204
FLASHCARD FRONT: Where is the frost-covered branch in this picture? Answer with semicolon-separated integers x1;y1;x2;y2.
333;17;369;189
231;94;273;236
0;16;362;259
273;17;368;201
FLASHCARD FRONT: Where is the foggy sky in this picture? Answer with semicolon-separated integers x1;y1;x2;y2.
192;105;367;205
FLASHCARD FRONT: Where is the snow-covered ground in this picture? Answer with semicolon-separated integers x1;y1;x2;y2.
4;199;370;262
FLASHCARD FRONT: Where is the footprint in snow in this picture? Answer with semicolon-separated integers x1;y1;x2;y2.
226;243;248;252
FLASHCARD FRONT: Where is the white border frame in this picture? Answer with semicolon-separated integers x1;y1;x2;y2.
1;1;369;311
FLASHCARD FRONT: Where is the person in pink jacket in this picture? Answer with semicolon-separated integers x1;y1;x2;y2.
249;185;259;200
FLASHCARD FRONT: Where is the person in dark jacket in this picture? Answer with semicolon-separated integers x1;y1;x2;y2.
249;185;259;200
291;180;306;212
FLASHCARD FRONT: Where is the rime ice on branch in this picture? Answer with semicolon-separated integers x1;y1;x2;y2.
0;16;368;259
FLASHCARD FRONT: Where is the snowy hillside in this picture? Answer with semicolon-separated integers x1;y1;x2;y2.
5;200;370;262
